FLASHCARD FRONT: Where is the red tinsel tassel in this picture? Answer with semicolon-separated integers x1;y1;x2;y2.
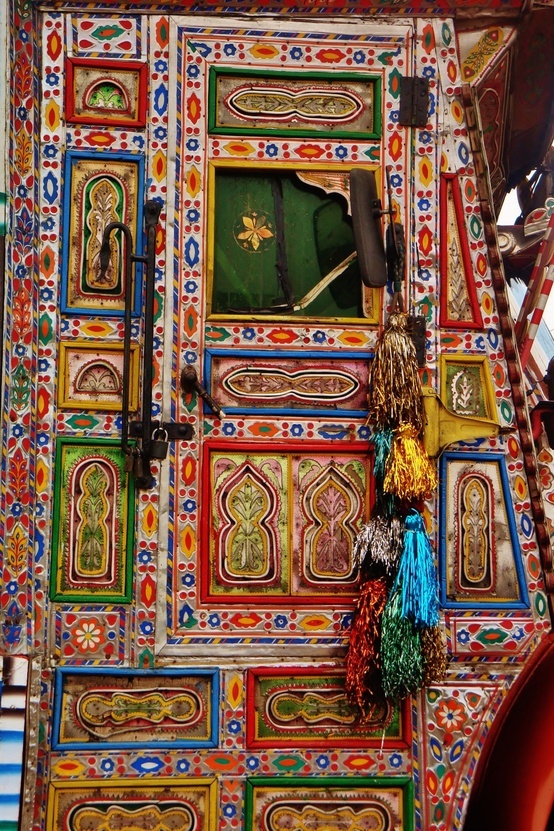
345;577;389;720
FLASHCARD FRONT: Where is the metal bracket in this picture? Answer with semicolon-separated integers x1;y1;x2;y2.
399;76;430;127
129;421;194;442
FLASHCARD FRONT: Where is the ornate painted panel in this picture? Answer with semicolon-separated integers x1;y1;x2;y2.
50;439;134;603
440;452;529;608
208;68;381;139
52;668;219;748
65;58;147;127
46;779;216;831
439;354;497;421
204;349;370;416
60;151;144;315
246;667;410;748
439;175;483;329
201;443;369;603
244;777;414;831
58;340;139;411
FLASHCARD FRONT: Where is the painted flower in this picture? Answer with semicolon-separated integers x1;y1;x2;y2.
313;330;326;343
155;59;168;72
72;618;106;654
353;50;366;64
457;628;470;644
316;755;330;769
222;423;236;436
435;698;468;733
187;64;200;79
290;47;303;60
335;145;348;160
266;143;278;158
186;138;199;152
227;719;241;735
237;213;274;251
274;615;288;629
186;209;200;224
176;758;190;773
422;66;436;78
132;136;145;149
290;424;304;437
100;758;115;772
242;327;256;340
389;753;403;768
223;44;236;56
246;756;260;770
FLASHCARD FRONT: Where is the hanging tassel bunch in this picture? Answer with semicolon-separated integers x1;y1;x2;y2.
354;514;405;578
346;308;446;714
380;509;443;699
383;424;437;502
345;577;389;720
367;312;424;432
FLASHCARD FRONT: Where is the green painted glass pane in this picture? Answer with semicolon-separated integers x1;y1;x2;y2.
213;170;362;317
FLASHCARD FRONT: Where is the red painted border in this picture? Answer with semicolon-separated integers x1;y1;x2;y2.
65;58;148;127
200;440;372;606
439;173;484;330
245;665;412;749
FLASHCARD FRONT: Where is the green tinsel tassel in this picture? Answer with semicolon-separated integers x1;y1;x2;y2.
381;587;424;700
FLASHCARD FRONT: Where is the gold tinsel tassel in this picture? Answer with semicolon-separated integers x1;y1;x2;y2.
383;423;437;501
421;626;448;685
368;312;424;431
345;577;389;720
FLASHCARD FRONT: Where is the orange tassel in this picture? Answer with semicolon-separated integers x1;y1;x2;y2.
345;577;389;719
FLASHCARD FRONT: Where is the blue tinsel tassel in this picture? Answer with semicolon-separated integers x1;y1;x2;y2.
396;508;439;629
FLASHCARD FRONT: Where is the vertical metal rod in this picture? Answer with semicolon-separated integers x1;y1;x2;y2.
140;201;163;479
100;222;134;456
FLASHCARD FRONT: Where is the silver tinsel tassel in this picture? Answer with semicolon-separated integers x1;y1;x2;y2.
354;515;405;576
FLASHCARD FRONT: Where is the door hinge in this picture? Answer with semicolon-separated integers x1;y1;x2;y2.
399;76;430;128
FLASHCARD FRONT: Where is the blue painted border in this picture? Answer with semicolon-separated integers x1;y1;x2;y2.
439;451;530;610
52;667;220;750
204;348;372;417
60;151;145;317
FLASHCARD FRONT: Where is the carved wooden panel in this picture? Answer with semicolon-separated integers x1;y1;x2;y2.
244;777;413;831
50;439;134;603
46;780;216;831
208;68;380;139
66;58;147;126
201;443;369;603
440;453;529;608
205;349;369;416
53;668;218;749
61;151;144;315
439;174;483;329
440;354;497;420
58;340;139;411
246;667;409;748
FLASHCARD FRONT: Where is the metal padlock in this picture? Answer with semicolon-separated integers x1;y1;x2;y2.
133;449;144;481
123;448;134;473
150;428;169;461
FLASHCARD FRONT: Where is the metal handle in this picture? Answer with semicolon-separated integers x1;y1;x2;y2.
180;366;226;419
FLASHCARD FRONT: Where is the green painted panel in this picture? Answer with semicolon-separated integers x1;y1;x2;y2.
212;170;363;318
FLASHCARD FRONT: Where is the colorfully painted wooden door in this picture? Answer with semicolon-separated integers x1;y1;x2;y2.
6;7;551;831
